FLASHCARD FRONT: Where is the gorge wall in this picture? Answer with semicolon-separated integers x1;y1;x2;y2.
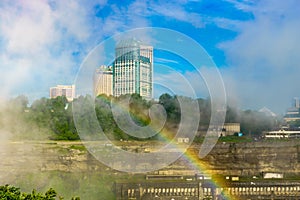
1;140;300;179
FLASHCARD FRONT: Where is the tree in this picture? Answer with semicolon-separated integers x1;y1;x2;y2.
225;106;239;123
197;98;211;126
29;96;79;140
9;95;29;112
159;93;180;124
239;109;276;136
0;185;80;200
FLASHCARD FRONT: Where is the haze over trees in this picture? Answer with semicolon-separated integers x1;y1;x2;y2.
0;93;279;141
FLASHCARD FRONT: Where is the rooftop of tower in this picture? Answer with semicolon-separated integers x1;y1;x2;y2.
116;38;148;48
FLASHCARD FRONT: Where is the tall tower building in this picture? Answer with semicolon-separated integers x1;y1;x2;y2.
294;97;300;108
113;38;153;99
94;65;113;96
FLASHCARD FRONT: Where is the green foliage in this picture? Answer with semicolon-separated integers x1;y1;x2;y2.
0;184;21;199
2;93;280;141
29;96;79;140
159;93;180;124
197;98;211;126
69;145;85;151
128;93;151;126
9;95;29;112
94;93;153;140
219;135;252;143
225;106;239;123
0;185;80;200
94;94;117;139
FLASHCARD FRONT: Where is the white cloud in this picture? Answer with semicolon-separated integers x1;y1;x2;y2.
52;1;94;42
0;1;109;100
0;0;159;101
149;1;204;28
101;1;151;36
1;1;57;55
3;0;297;116
219;0;300;113
0;55;32;97
224;0;255;12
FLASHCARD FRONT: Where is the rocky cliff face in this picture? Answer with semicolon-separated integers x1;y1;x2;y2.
0;142;108;182
1;140;300;178
201;141;300;176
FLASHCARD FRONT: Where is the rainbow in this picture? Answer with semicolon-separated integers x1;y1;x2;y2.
158;127;233;200
182;148;232;199
93;94;233;199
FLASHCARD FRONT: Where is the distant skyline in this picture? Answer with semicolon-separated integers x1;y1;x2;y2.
1;0;300;114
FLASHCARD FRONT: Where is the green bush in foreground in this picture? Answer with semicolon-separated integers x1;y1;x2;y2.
0;185;80;200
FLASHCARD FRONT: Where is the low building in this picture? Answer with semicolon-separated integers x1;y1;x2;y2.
264;128;300;139
263;172;283;179
115;180;218;200
221;123;241;136
177;137;189;143
49;85;75;102
198;123;241;137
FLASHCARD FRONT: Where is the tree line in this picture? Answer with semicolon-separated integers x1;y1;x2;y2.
0;93;280;141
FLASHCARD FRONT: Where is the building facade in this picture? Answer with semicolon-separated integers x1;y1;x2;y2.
49;85;75;101
222;123;241;136
284;97;300;122
113;38;153;99
264;128;300;139
204;123;241;137
94;65;113;96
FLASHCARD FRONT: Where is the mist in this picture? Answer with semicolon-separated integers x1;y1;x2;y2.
219;0;300;114
0;98;115;199
0;98;50;184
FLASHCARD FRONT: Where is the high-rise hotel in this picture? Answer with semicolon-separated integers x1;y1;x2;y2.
113;39;153;99
94;65;113;96
94;38;153;99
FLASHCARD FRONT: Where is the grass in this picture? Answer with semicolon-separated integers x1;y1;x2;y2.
68;145;86;151
218;135;253;143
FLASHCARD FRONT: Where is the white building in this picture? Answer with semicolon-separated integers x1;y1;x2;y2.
113;38;153;99
264;128;300;138
94;65;113;97
263;172;283;179
49;85;75;101
222;123;241;136
177;137;190;143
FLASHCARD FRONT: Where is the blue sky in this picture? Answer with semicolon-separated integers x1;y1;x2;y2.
1;0;300;113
